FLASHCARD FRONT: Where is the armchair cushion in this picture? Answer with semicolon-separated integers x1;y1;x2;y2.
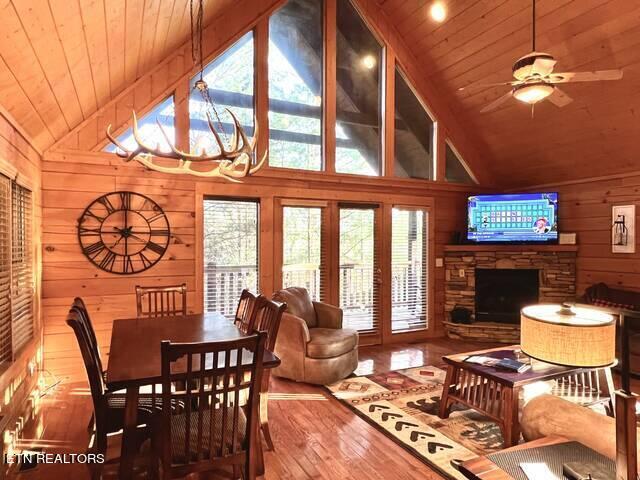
307;328;358;359
313;301;343;329
273;287;318;328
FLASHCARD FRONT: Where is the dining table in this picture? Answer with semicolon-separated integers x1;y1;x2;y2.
106;311;281;480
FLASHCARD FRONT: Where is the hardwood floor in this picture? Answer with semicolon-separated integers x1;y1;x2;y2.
11;338;497;479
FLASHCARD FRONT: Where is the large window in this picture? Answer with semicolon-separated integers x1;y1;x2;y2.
203;199;259;318
394;69;435;180
339;206;379;333
104;96;176;153
282;206;326;300
268;0;323;171
190;32;255;155
335;0;382;176
0;176;33;365
445;141;476;184
391;208;428;333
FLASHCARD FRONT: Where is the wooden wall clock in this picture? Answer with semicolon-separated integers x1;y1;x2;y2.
77;191;170;274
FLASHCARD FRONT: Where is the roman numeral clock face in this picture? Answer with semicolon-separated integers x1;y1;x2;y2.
78;192;170;274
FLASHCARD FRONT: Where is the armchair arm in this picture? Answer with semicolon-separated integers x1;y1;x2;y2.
274;313;311;354
313;301;343;329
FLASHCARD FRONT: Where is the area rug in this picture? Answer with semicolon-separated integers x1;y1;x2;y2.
326;366;505;480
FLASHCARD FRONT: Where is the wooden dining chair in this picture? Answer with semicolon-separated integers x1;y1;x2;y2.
252;297;286;451
136;284;187;318
153;333;267;480
234;289;259;334
66;309;158;456
72;297;104;376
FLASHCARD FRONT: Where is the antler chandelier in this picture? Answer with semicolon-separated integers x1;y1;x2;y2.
105;0;266;181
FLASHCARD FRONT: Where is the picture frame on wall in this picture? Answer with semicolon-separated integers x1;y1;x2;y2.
612;205;636;254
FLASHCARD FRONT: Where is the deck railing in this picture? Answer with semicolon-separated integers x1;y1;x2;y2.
204;262;426;329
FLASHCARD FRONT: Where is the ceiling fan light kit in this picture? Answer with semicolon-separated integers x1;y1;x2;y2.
512;82;554;105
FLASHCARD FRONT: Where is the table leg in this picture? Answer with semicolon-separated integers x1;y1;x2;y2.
260;371;274;451
502;387;521;448
601;367;616;417
119;386;140;480
439;366;456;419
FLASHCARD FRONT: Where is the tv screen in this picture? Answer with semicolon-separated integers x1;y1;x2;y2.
467;193;558;243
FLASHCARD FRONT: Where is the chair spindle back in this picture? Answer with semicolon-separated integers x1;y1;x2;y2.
136;284;187;318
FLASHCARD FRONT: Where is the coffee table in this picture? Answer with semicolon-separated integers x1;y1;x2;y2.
438;345;614;447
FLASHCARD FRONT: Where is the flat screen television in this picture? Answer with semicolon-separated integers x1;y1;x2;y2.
467;193;559;244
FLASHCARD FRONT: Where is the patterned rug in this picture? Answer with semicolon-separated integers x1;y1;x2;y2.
326;366;505;480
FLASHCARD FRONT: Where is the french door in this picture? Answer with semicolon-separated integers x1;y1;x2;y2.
390;207;429;334
338;204;381;337
203;198;259;318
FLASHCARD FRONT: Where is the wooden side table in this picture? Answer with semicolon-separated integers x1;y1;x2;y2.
438;345;614;447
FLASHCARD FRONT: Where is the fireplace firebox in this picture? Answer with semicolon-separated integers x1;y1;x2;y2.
475;269;539;324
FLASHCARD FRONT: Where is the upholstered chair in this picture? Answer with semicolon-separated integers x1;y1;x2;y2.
271;287;358;385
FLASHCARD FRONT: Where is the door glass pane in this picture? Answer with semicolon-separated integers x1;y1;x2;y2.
282;206;325;300
392;208;428;333
268;0;323;171
394;69;435;180
335;0;382;176
203;199;259;318
189;32;254;155
340;207;378;332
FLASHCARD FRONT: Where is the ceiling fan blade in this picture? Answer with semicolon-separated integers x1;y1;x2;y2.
480;91;514;113
458;80;518;91
547;87;573;107
548;69;623;83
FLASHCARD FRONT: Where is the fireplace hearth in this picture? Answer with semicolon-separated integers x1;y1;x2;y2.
443;245;577;342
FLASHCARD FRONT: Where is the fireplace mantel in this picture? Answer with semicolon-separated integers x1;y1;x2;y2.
444;244;578;252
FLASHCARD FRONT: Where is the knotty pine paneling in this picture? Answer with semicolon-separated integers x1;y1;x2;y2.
549;174;640;295
0;110;43;421
41;149;472;381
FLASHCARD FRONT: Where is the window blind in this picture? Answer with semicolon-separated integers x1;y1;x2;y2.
339;206;380;335
0;176;11;364
203;199;259;318
282;206;328;302
11;182;33;354
391;208;428;333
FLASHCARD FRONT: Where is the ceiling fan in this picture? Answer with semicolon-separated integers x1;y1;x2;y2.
460;0;624;113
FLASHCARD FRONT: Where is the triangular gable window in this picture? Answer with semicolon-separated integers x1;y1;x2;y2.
104;96;176;153
445;141;477;184
394;68;435;180
189;31;254;155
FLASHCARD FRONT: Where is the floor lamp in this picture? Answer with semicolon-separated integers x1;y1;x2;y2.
520;303;638;480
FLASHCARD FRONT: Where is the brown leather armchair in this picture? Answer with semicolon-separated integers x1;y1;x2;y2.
271;287;358;385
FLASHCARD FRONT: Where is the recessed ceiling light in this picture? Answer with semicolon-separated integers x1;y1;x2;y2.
362;55;376;69
430;2;446;23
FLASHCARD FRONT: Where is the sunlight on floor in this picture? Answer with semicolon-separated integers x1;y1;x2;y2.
268;393;327;401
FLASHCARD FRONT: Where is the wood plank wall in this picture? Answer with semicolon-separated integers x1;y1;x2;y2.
0;109;43;421
41;150;470;382
546;174;640;295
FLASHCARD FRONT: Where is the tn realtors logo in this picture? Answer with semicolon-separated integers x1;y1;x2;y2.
4;452;105;465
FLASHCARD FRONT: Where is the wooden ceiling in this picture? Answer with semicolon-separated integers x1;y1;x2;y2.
0;0;231;152
379;0;640;187
0;0;637;187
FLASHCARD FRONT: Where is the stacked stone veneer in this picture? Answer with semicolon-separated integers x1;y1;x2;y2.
444;249;577;324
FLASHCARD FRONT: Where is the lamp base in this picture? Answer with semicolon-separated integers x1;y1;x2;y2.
615;390;638;480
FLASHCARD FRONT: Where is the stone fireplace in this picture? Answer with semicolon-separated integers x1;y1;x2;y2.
443;245;577;342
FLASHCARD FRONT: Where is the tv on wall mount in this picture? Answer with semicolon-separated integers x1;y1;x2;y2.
467;193;559;244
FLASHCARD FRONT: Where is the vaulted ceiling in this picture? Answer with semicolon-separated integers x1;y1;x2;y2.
0;0;638;188
379;0;640;187
0;0;230;151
